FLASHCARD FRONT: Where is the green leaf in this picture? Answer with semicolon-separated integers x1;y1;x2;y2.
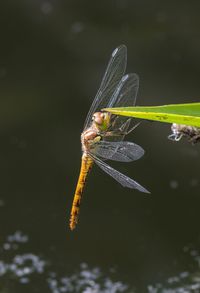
103;103;200;127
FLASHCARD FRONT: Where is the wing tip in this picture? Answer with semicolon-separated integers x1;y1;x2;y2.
143;188;151;194
112;44;127;57
135;184;150;194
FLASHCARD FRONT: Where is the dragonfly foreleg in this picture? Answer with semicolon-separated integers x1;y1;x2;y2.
103;121;140;138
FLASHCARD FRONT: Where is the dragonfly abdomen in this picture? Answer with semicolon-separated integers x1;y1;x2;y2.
69;154;93;230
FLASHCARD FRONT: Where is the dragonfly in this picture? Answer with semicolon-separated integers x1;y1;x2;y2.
70;45;149;231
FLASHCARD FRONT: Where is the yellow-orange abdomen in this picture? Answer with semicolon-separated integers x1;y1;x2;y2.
69;154;93;230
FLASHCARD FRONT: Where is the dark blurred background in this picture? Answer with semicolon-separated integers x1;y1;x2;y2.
0;1;200;292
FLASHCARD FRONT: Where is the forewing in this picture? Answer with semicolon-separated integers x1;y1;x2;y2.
103;73;140;141
83;45;127;130
90;141;144;162
107;73;139;108
91;154;149;193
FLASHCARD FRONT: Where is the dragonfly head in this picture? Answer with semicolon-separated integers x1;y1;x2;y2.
92;112;110;131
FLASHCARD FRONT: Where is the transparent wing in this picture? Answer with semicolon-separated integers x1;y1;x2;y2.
107;73;139;108
102;73;140;141
89;141;144;162
90;154;150;193
83;45;127;130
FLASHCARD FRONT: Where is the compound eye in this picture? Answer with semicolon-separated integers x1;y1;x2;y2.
92;113;103;125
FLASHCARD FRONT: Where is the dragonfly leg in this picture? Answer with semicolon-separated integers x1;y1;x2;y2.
104;119;141;137
103;121;141;138
103;130;122;137
106;115;120;131
119;121;141;135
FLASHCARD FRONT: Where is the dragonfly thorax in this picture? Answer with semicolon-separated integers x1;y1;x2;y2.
81;112;110;154
81;127;100;153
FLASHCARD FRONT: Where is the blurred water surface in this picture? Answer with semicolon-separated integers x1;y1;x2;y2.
0;1;200;292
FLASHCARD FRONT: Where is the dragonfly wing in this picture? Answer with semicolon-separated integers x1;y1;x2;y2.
107;73;139;108
90;141;144;162
91;154;150;193
102;73;140;141
83;45;127;130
